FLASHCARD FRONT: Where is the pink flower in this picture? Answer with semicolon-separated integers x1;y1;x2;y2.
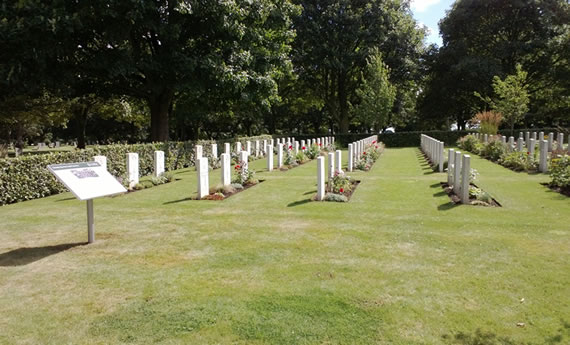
372;140;377;144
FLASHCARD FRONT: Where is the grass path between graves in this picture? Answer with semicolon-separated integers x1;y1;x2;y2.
0;147;569;345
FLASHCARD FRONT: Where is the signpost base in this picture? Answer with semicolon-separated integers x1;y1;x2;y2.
87;199;94;243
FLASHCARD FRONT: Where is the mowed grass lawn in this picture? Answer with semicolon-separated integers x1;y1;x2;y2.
0;147;569;345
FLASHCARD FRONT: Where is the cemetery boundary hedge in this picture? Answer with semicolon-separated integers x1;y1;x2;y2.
0;135;271;206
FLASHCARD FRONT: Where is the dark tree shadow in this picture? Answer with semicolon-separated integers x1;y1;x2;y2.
442;320;570;345
287;199;312;207
0;242;87;266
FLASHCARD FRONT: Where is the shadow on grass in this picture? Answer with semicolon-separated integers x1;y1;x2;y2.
287;199;311;207
442;319;570;345
303;190;317;195
56;197;76;202
437;202;459;211
0;242;87;266
430;182;441;188
163;197;194;205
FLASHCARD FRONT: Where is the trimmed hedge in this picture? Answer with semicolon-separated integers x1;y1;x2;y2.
0;135;271;206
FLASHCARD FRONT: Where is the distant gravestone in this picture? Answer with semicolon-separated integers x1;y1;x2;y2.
348;144;354;172
246;141;251;155
335;150;342;173
255;140;260;157
225;143;230;155
267;145;274;171
517;138;524;152
557;133;564;150
195;145;203;160
539;140;548;173
126;153;139;188
221;153;231;185
196;157;209;199
548;132;554;152
93;155;107;171
211;144;218;158
328;152;334;179
453;151;462;194
448;149;455;185
460;155;471;204
316;157;325;201
278;144;283;168
529;139;536;156
154;151;165;177
236;142;242;153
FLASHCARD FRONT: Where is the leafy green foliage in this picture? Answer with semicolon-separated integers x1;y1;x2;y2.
479;139;506;162
489;65;530;133
457;135;481;154
549;154;570;190
354;50;396;132
499;152;537;172
0;135;269;205
323;193;348;203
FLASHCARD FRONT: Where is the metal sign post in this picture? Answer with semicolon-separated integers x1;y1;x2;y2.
47;162;126;244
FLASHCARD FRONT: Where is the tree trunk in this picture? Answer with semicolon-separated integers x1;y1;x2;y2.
148;89;174;142
75;105;89;149
338;72;349;133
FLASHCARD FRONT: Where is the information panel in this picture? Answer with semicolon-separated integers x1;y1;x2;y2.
48;162;127;201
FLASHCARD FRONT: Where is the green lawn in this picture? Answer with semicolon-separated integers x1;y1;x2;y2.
0;147;568;345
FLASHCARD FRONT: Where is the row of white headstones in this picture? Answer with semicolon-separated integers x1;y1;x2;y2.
195;137;336;199
420;134;445;172
475;131;568;173
315;135;379;201
89;136;335;199
421;134;471;204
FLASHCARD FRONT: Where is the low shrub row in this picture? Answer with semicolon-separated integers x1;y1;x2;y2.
0;135;271;206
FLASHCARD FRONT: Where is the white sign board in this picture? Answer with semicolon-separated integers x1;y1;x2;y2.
48;162;127;201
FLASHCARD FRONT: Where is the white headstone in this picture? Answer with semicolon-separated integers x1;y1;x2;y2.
211;144;218;158
525;132;530;148
453;151;462;194
316;156;325;201
295;141;299;155
484;134;488;143
246;141;251;154
335;150;342;173
221;153;231;185
255;140;260;157
267;145;274;171
529;138;536;156
196;157;209;199
93;155;107;171
539;140;548;173
460;155;471;204
195;145;203;159
348;144;353;172
501;136;506;145
517;138;524;152
539;132;544;141
328;152;335;179
557;133;564;150
548;132;553;152
236;142;242;153
448;149;455;185
127;152;139;188
262;140;267;155
225;142;230;155
239;151;249;180
278;144;283;168
154;150;165;177
55;141;60;148
508;137;515;152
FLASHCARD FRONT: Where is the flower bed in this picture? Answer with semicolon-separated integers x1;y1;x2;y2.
315;171;360;203
457;134;569;197
354;141;385;171
201;160;263;200
440;182;501;207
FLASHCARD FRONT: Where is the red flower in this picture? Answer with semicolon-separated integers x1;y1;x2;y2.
339;188;344;193
372;140;377;144
363;152;367;155
319;143;322;146
235;165;240;169
375;145;378;149
289;145;292;149
302;146;306;150
527;152;530;155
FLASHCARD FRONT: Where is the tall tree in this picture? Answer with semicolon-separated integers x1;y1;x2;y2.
292;0;425;133
420;0;569;129
353;49;396;132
